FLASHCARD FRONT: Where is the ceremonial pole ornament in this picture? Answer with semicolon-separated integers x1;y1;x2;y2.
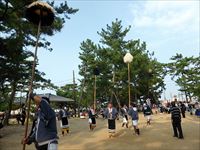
93;67;100;110
123;53;133;107
23;2;54;150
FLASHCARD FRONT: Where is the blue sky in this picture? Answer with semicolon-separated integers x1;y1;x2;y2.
35;0;199;100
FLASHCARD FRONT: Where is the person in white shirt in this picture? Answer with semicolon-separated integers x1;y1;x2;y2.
104;102;118;138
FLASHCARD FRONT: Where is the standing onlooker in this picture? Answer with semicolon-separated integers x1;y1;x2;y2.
16;104;26;125
170;101;184;139
104;102;118;138
59;106;70;136
100;108;105;119
121;104;129;128
159;104;164;114
188;104;193;115
194;102;200;117
21;104;26;125
0;112;5;138
88;105;96;131
128;103;140;135
180;102;186;118
22;94;58;150
195;103;200;117
143;103;152;125
16;113;21;124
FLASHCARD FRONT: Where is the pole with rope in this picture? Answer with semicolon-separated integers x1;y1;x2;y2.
23;19;41;150
128;63;131;107
123;52;133;107
93;67;99;111
23;2;55;150
94;75;97;110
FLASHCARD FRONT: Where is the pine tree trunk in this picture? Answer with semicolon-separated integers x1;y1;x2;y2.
4;81;17;125
184;91;188;103
188;92;192;102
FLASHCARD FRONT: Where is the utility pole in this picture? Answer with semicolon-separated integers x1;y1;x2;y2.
73;70;76;117
78;67;87;117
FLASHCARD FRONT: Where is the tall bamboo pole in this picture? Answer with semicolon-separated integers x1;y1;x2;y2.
110;71;115;103
94;75;97;110
73;70;76;117
112;92;121;109
128;63;131;107
23;20;41;150
123;53;133;107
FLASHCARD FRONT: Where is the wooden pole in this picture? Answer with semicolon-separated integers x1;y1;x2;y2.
147;66;150;99
128;63;131;107
73;70;76;117
110;71;115;103
113;91;121;109
20;92;22;112
23;19;41;150
94;75;96;110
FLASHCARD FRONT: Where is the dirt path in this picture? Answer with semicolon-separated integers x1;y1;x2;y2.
0;113;199;150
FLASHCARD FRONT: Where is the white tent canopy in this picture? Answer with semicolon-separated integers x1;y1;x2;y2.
14;97;26;104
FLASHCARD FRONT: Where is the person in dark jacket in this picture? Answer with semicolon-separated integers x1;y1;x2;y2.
88;105;96;131
189;104;194;115
16;104;26;125
21;104;26;125
104;102;118;138
143;103;152;125
22;94;58;150
121;104;129;128
180;102;186;118
0;112;5;138
128;103;140;135
170;101;184;139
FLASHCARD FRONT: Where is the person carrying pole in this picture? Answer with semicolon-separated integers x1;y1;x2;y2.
22;94;58;150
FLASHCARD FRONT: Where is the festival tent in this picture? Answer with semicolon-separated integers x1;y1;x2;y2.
13;93;74;104
38;93;74;102
14;97;26;104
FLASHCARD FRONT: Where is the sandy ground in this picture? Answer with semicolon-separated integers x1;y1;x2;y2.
0;113;199;150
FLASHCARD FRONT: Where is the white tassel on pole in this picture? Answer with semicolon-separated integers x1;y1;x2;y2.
23;2;55;150
123;52;133;64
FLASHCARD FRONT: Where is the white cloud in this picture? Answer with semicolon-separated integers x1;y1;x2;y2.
130;0;199;31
